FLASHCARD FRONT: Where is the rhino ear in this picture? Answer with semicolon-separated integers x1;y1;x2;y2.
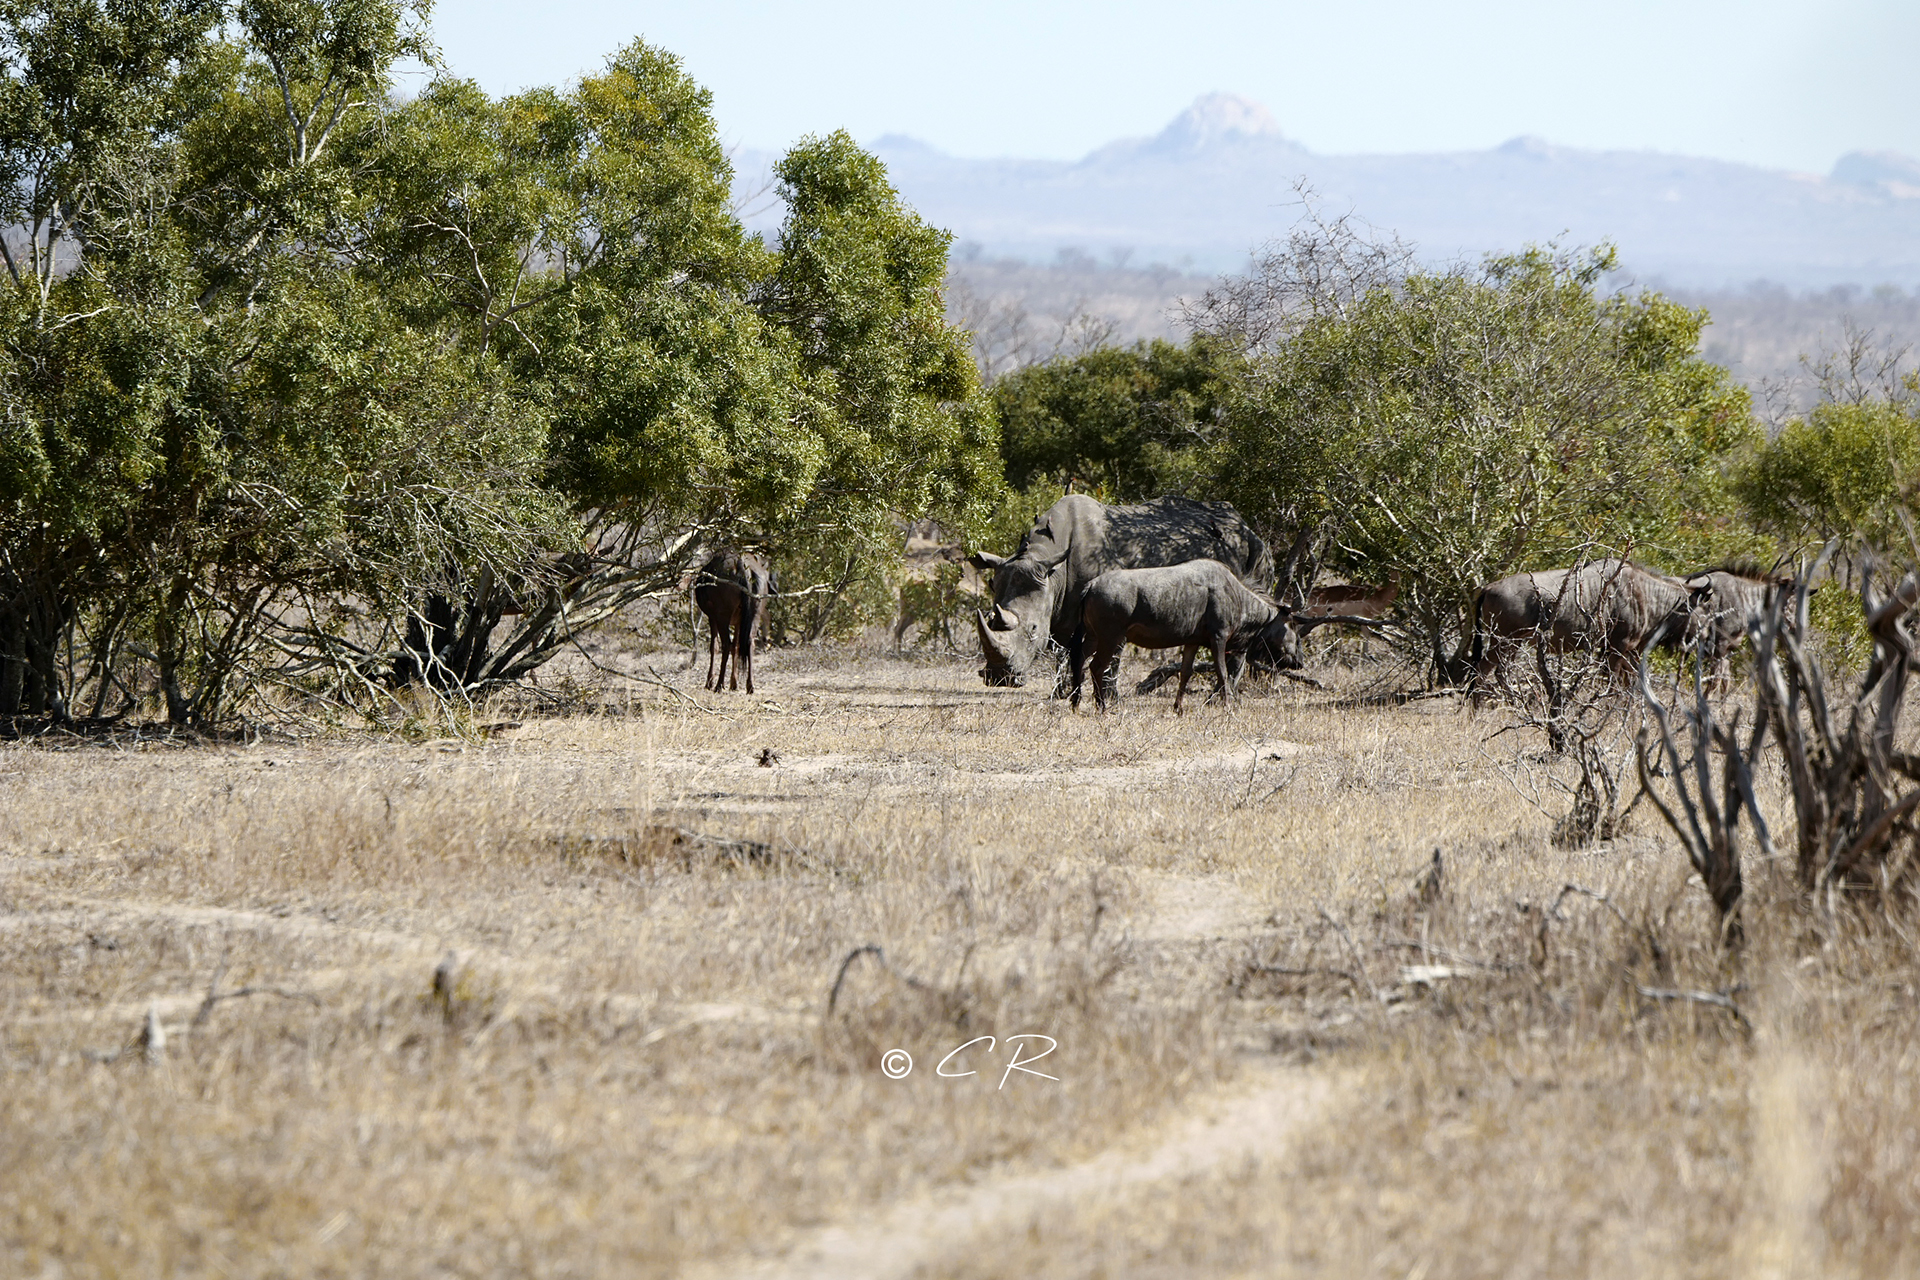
969;551;1007;573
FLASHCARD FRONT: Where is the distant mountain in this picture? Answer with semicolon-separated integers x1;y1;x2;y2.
737;94;1920;289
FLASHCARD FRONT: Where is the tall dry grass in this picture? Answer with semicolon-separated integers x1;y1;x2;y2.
0;650;1915;1277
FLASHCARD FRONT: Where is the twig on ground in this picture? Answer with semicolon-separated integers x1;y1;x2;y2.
1235;964;1368;994
1318;908;1382;1003
638;665;729;716
1371;940;1518;972
824;945;953;1017
1551;882;1633;930
192;963;322;1027
1636;984;1752;1032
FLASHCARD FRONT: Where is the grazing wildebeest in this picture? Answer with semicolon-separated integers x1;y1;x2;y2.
1470;558;1711;732
1682;563;1798;692
693;550;773;694
972;494;1273;689
1068;560;1302;713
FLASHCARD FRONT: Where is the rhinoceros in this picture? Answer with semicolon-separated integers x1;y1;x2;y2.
971;495;1273;688
1069;560;1302;712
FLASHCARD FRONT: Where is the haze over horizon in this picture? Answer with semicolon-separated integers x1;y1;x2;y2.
428;0;1917;175
725;91;1920;289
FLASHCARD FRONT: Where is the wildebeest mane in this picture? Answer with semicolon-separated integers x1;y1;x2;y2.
1696;558;1772;582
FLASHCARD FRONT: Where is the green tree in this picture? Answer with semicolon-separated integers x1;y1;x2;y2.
0;0;561;722
754;130;1003;639
1736;398;1920;552
0;18;1004;722
1200;232;1761;679
990;336;1234;499
0;0;226;715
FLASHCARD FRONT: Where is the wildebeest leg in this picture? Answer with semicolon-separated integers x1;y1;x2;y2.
728;602;744;691
705;621;719;690
717;607;736;692
1092;641;1122;712
1470;646;1497;711
739;596;757;695
1173;644;1199;714
1213;638;1232;708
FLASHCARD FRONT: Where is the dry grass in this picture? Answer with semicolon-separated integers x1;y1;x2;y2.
1;647;1917;1277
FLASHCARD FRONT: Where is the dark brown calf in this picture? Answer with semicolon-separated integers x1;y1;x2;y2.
694;550;773;694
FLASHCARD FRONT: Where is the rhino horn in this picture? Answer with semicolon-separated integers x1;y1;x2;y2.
989;603;1019;631
976;610;1011;665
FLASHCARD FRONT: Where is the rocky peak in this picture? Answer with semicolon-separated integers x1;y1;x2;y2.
1150;93;1293;152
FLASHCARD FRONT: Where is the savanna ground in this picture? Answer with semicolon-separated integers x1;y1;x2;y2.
2;637;1917;1279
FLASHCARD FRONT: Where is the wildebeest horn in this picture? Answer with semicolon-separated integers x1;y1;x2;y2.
975;610;1010;664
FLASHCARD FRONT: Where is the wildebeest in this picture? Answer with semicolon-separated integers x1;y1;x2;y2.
972;494;1273;689
693;550;773;694
1069;560;1301;712
1681;563;1798;692
1470;558;1709;698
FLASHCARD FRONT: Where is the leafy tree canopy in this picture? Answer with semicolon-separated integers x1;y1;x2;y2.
990;335;1234;501
1736;392;1920;554
0;8;1002;722
1193;232;1761;674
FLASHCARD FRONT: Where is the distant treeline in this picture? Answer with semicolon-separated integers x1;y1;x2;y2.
947;257;1920;409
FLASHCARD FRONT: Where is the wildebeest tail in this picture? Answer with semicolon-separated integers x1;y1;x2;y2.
739;593;758;658
1467;590;1485;683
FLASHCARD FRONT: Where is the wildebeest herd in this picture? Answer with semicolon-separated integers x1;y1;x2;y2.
691;494;1791;708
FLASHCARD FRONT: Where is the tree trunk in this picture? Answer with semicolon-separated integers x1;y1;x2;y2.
0;581;73;719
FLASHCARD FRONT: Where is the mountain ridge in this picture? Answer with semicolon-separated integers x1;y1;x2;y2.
736;95;1920;288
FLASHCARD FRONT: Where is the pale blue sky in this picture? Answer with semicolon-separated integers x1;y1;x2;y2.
423;0;1917;173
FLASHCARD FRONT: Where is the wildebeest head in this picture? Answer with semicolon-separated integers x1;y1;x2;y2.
1245;603;1306;671
1682;566;1802;661
970;551;1055;686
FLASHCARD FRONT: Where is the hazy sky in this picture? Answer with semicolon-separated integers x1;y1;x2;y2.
425;0;1917;173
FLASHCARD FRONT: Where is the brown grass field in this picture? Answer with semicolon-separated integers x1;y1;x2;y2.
2;642;1917;1278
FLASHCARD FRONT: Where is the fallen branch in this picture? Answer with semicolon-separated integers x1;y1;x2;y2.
1234;964;1368;994
637;664;730;717
824;945;954;1017
1318;909;1381;1004
1550;882;1633;930
1636;984;1752;1031
192;963;321;1027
